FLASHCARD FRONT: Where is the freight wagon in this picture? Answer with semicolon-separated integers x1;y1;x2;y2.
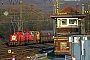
40;30;54;43
8;30;54;46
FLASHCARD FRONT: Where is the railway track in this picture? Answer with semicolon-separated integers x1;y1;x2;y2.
0;45;40;60
0;43;54;60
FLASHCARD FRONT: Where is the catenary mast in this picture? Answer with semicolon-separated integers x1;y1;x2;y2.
18;0;23;31
54;0;59;14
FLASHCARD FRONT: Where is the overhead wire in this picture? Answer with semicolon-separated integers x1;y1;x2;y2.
9;0;19;5
44;0;53;3
9;0;12;4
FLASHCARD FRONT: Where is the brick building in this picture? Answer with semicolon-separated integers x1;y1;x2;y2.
50;4;86;55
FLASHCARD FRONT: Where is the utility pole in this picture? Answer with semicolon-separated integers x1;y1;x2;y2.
88;0;90;11
53;0;59;37
18;0;23;31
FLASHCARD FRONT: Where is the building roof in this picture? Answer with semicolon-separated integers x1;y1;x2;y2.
59;6;79;15
50;5;86;18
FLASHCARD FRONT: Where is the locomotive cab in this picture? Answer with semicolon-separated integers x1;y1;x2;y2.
9;33;19;46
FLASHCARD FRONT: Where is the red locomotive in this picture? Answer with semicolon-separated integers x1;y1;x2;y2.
8;30;54;46
9;31;34;46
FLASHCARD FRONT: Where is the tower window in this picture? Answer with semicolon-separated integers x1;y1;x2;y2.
62;19;67;25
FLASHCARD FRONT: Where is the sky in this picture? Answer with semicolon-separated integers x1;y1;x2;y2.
0;0;88;5
0;0;88;13
23;0;88;11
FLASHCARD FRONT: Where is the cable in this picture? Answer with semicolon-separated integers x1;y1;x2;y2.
9;0;19;5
